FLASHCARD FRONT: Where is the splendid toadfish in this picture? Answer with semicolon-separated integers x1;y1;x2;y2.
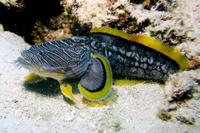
14;27;189;102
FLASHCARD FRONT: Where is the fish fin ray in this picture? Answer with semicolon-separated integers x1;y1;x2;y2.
60;84;77;102
78;54;112;101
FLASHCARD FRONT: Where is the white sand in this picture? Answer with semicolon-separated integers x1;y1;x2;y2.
0;0;200;132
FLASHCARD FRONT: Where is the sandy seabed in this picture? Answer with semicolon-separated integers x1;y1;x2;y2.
0;0;200;132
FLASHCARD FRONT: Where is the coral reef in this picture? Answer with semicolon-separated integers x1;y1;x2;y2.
160;70;200;125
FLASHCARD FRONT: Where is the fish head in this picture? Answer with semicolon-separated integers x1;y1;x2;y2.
14;39;92;79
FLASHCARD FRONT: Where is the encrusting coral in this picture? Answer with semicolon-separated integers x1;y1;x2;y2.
160;70;200;125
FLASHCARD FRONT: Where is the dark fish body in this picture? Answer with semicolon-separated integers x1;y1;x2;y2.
15;28;189;101
19;34;182;82
57;34;178;83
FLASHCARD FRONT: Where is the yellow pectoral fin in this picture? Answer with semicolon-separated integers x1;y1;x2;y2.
78;54;112;101
78;81;112;101
24;73;40;82
60;84;77;102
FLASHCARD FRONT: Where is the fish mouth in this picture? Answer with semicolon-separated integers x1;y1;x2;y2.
13;55;44;72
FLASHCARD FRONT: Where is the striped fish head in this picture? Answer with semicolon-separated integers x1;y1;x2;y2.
15;45;65;73
14;39;92;80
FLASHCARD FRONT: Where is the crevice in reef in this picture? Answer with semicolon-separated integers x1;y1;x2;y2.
0;0;63;45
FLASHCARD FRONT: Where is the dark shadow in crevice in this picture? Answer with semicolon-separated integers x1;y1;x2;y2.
0;0;63;44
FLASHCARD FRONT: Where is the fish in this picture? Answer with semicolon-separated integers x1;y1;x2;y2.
14;27;189;102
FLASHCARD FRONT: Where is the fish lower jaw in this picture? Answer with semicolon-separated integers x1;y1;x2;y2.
28;67;67;81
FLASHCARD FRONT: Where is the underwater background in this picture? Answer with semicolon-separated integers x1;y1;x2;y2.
0;0;199;132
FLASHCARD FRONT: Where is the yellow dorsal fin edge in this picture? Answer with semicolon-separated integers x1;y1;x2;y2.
90;27;189;71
